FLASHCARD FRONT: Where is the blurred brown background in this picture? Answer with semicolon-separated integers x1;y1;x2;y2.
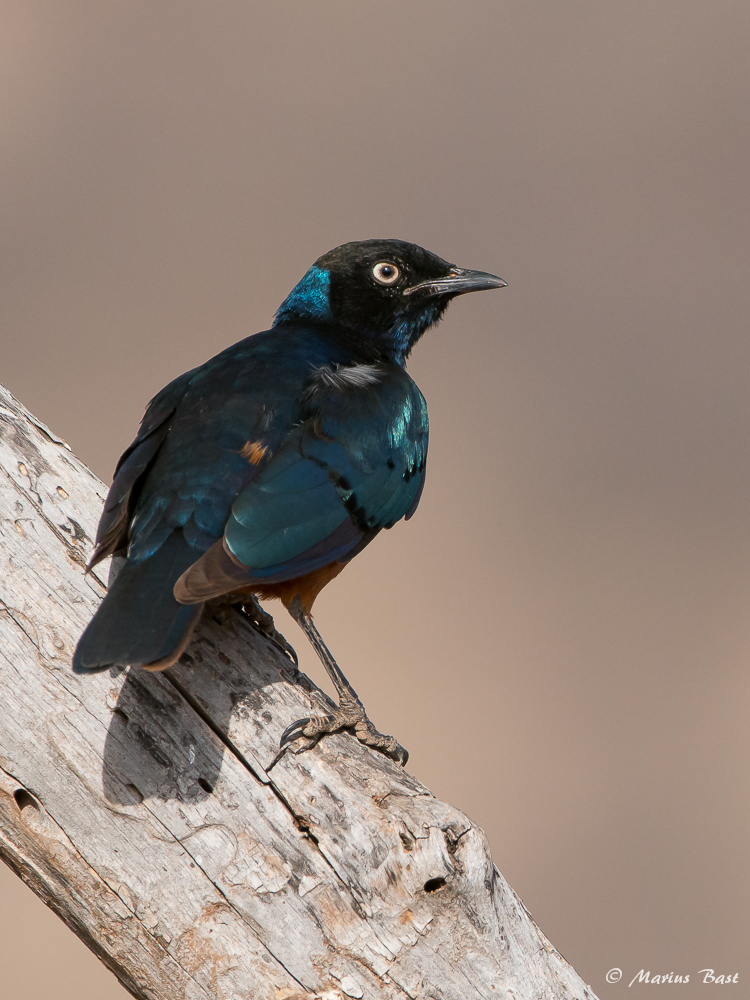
2;2;749;997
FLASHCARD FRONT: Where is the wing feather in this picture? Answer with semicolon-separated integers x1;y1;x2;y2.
175;367;428;599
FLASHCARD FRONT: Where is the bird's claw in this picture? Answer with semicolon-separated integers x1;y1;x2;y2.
241;598;299;668
267;631;299;668
279;717;313;748
278;701;409;766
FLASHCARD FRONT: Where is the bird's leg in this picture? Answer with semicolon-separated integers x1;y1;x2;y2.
278;597;408;766
240;595;299;669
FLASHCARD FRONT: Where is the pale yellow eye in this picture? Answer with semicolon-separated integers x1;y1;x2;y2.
372;261;400;285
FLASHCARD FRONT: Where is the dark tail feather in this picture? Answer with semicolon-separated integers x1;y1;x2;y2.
73;531;204;673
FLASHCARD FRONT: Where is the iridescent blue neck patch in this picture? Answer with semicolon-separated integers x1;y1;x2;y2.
274;265;333;326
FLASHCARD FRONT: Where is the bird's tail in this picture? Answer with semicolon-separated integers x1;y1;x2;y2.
73;530;204;673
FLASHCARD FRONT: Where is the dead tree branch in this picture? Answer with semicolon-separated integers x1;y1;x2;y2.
0;383;598;1000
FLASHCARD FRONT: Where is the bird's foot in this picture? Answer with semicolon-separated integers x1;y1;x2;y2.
278;694;408;766
241;597;299;668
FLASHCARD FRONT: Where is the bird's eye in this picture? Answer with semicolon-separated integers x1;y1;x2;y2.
372;262;400;285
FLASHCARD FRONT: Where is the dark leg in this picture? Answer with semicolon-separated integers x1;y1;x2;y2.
241;595;299;668
278;597;408;765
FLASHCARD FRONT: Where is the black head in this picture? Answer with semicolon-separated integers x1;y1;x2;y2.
273;239;506;364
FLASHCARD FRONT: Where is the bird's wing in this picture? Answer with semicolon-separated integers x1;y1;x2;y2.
96;329;333;569
175;367;428;600
90;366;201;566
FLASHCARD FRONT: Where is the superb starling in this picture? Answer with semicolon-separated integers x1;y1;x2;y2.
73;240;506;764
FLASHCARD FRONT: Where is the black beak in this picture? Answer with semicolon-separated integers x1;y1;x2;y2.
404;266;507;298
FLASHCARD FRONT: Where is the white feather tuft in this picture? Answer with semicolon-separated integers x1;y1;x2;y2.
307;363;382;395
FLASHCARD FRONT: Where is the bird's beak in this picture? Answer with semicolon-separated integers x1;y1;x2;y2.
404;266;508;298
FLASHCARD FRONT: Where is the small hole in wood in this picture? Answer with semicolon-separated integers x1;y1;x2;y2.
198;778;213;794
14;789;39;811
423;877;447;893
113;708;129;724
399;832;414;852
125;783;144;804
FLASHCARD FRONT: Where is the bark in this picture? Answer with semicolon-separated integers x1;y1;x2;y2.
0;382;598;1000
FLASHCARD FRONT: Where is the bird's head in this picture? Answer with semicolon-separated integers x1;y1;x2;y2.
273;239;506;364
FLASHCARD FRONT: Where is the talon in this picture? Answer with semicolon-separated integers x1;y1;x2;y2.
268;722;319;771
241;597;275;634
270;632;299;668
277;705;409;767
241;598;299;668
359;728;409;767
280;717;311;747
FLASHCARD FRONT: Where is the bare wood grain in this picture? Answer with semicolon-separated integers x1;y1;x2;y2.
0;383;598;1000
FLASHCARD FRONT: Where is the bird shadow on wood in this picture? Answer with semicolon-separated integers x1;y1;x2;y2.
101;660;229;806
101;606;300;806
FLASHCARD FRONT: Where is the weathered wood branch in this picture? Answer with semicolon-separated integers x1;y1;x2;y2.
0;382;598;1000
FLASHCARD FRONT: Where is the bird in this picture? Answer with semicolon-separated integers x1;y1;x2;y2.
73;239;506;765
